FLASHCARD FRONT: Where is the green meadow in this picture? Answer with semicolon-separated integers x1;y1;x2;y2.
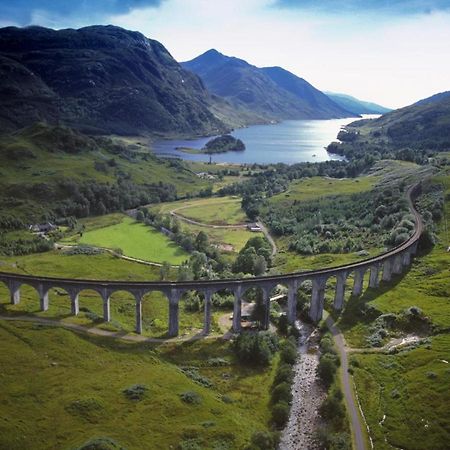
69;215;189;265
269;174;377;206
0;321;275;450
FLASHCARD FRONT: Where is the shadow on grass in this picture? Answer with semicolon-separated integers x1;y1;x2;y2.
337;269;412;333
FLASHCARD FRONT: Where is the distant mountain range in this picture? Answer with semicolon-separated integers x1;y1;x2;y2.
182;49;355;121
0;25;397;138
325;92;391;115
0;25;226;136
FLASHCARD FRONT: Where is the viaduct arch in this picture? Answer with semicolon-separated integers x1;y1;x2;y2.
0;184;423;337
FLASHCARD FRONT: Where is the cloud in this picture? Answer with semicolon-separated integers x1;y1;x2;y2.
109;0;450;107
0;0;163;27
273;0;450;15
0;0;448;108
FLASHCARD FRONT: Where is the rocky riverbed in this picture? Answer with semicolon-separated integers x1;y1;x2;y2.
279;321;325;450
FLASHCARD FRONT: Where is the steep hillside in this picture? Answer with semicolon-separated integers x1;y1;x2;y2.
182;49;354;121
0;123;212;227
0;25;226;136
327;92;450;161
326;92;391;115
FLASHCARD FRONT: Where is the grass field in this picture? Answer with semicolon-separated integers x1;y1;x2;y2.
175;198;247;226
270;175;377;205
153;196;248;225
0;321;275;450
73;215;189;265
151;196;262;254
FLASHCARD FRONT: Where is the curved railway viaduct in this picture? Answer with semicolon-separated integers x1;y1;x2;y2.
0;184;423;336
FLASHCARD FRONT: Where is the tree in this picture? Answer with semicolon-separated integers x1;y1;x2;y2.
190;251;207;279
159;261;171;280
254;254;267;276
195;231;209;253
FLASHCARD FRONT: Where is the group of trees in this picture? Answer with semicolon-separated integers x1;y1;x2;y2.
316;330;351;450
232;236;272;276
263;185;413;256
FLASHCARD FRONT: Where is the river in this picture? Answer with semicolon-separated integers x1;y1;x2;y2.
151;116;377;164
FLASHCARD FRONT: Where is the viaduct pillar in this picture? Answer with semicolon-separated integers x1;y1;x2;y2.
9;282;20;305
38;285;49;311
309;277;326;322
168;289;180;337
102;292;111;322
262;287;271;330
287;281;298;324
382;259;391;282
69;290;79;316
333;272;347;311
369;264;380;288
203;290;213;335
352;268;365;297
135;293;143;334
232;286;242;333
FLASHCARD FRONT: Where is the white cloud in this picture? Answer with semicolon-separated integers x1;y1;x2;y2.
95;1;450;107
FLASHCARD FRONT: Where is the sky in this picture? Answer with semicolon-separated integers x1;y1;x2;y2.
1;0;450;108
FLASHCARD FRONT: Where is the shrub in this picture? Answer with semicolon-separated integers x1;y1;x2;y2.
76;437;126;450
271;401;290;428
180;391;202;405
273;363;294;385
271;382;292;405
233;331;279;366
279;339;297;365
66;397;105;422
122;384;148;401
317;354;339;387
180;367;213;388
249;431;280;449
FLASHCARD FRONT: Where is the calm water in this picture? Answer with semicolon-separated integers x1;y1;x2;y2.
152;116;375;164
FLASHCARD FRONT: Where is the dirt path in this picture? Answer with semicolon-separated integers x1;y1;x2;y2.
279;321;325;450
170;208;248;229
256;219;277;256
55;244;177;268
326;316;367;450
0;315;231;344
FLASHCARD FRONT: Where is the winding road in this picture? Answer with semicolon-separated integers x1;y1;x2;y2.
326;315;367;450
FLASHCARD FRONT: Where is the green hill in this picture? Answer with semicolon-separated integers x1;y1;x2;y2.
327;92;450;161
0;123;210;227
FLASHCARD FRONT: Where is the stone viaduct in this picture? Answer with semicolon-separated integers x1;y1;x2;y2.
0;184;423;337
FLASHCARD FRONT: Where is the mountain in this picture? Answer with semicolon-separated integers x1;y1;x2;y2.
182;49;355;121
327;92;450;161
0;25;227;136
325;92;391;115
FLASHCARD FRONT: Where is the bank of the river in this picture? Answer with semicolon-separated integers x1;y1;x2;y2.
279;321;325;450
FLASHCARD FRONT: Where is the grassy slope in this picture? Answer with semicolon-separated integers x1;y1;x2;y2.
0;321;275;450
270;175;377;206
174;198;248;226
76;215;189;265
0;127;212;221
341;171;450;450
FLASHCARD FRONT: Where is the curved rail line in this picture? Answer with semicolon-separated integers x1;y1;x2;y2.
0;183;423;336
